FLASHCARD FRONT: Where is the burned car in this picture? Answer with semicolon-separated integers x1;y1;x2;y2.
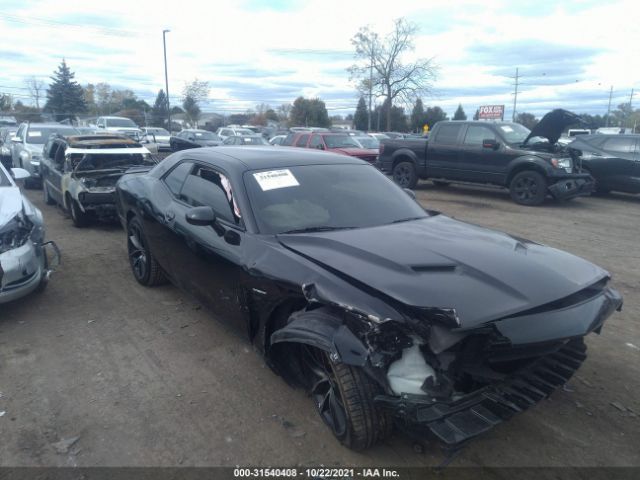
41;135;156;227
0;164;59;304
115;147;622;450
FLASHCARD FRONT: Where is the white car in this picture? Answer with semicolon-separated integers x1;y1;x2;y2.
269;135;287;146
142;127;171;151
216;127;255;140
0;164;59;303
96;116;142;138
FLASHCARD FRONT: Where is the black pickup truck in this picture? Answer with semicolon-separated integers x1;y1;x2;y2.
378;109;594;205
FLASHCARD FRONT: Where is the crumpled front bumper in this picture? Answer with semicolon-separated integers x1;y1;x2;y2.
375;338;588;449
548;174;594;200
0;240;60;304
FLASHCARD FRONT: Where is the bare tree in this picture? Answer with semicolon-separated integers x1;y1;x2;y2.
349;18;438;130
25;76;45;109
182;79;210;127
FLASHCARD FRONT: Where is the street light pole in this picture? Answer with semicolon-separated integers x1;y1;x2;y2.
367;45;374;132
512;67;519;122
605;85;613;127
162;29;171;132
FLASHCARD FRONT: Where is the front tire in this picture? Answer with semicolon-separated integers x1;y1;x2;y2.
127;216;167;286
392;161;418;189
509;170;547;206
300;345;392;450
69;198;91;227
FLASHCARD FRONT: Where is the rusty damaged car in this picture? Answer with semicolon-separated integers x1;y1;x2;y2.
0;164;59;304
114;146;622;451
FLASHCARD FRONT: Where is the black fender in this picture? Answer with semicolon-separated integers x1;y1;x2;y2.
506;155;554;184
390;148;419;171
270;309;369;367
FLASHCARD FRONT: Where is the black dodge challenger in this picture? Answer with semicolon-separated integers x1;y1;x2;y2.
115;146;622;450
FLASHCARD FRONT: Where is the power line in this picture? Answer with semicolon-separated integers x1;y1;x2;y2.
0;13;143;38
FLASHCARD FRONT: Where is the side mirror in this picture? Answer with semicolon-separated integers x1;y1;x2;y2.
482;139;499;150
97;124;105;129
185;206;215;226
11;167;30;180
403;188;416;199
11;136;22;143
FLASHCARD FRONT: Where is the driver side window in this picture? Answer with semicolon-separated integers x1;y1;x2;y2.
179;165;241;225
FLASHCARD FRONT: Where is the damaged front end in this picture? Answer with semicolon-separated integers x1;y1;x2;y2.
270;275;622;450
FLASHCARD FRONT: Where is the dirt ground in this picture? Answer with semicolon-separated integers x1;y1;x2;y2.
0;180;638;468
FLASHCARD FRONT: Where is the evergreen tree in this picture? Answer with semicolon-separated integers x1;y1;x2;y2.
411;98;425;132
289;97;330;128
44;60;87;121
150;89;168;127
453;104;467;120
353;96;368;131
423;106;448;128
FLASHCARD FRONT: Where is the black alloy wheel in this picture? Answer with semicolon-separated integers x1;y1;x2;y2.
392;161;417;189
127;217;166;286
509;171;547;206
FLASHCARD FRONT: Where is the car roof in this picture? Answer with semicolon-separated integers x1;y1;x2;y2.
154;146;366;178
25;123;75;128
64;134;139;147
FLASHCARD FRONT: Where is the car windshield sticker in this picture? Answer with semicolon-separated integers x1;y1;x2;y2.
500;126;514;133
29;131;42;137
253;169;299;191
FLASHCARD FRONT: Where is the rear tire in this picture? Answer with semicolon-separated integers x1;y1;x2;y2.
392;161;418;189
300;345;392;450
509;170;547;206
127;216;167;286
43;181;55;205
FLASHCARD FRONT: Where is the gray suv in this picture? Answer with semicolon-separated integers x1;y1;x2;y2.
11;123;78;187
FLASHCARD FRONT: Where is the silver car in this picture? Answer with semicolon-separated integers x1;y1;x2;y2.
142;127;171;151
0;165;59;304
10;123;79;187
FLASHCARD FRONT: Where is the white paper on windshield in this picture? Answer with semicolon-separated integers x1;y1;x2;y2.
253;169;299;191
29;131;42;137
500;126;514;133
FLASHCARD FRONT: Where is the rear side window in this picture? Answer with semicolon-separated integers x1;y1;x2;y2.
294;134;310;147
603;138;636;154
434;124;462;145
179;165;238;224
309;135;323;148
281;133;296;146
164;162;192;196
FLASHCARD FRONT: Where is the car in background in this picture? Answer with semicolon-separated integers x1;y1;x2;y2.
383;132;406;139
142;127;171;151
41;134;155;227
352;135;380;149
1;126;18;169
0;162;59;304
290;131;379;163
269;135;287;146
10;122;79;188
75;126;97;135
223;135;269;146
568;134;640;195
369;133;390;141
0;115;18;127
95;116;142;138
170;130;223;152
115;146;621;451
216;127;255;140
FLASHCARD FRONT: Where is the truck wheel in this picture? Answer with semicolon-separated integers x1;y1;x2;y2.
300;345;392;450
42;181;55;205
393;161;418;189
509;171;547;206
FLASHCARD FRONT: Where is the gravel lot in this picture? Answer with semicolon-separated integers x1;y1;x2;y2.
0;179;638;467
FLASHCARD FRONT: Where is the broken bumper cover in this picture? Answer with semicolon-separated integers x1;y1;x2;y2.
77;191;117;215
375;338;588;448
548;173;594;200
0;240;59;304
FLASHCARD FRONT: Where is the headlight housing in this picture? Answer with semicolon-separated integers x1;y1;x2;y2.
0;214;34;254
81;177;97;188
551;157;573;172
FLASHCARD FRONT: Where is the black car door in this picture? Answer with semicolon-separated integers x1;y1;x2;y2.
457;125;507;182
161;162;247;331
600;137;638;192
427;124;463;178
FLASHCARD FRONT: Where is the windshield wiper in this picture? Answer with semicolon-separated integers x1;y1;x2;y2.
280;226;356;234
389;216;426;224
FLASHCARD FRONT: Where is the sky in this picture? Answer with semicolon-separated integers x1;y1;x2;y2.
0;0;638;120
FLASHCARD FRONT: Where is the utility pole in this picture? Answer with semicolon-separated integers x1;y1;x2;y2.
162;29;171;132
605;85;613;127
512;67;519;122
367;45;374;132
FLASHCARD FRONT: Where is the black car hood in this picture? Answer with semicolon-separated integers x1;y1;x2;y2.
523;109;584;145
277;215;607;329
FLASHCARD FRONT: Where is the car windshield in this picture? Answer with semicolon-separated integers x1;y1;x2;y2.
497;123;547;145
71;153;155;171
236;128;254;135
149;128;170;135
27;127;79;144
191;131;218;140
244;164;428;234
324;135;360;149
354;136;379;149
241;136;268;145
106;118;137;128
